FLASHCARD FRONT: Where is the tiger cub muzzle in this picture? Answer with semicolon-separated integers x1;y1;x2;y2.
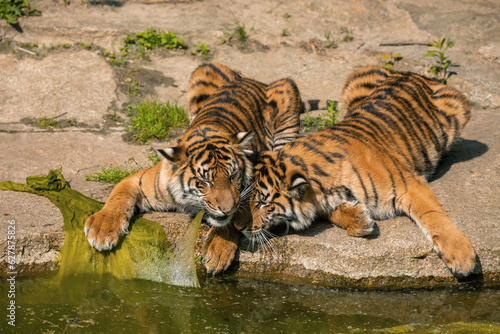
204;178;241;226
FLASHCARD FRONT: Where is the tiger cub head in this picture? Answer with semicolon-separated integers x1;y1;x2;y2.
237;151;316;242
159;130;254;227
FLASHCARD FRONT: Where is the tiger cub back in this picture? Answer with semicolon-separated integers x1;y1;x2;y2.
341;66;470;178
185;62;302;152
186;62;245;122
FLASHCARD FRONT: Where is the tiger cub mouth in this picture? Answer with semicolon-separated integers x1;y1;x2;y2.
206;213;232;226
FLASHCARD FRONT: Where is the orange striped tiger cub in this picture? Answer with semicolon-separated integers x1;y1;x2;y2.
85;62;301;273
240;66;477;276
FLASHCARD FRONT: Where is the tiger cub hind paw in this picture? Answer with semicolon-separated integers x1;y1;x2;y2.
432;233;478;277
84;209;129;251
347;217;376;237
201;225;240;275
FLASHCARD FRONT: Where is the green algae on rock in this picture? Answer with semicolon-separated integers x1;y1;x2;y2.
0;169;202;287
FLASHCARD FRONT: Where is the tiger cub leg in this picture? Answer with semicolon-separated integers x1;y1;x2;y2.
328;203;375;237
186;62;242;120
265;78;302;151
85;170;145;251
397;177;477;276
201;222;242;274
85;163;167;251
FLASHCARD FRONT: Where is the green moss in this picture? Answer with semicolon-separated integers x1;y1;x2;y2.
0;169;202;287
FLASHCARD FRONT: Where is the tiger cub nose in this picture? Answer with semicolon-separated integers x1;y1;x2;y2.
234;224;245;231
219;207;231;214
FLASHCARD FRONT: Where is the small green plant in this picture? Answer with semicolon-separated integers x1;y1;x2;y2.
124;28;185;50
0;0;40;25
302;109;317;129
85;152;163;184
128;80;140;96
381;52;403;69
318;100;340;129
79;41;91;50
20;42;37;48
281;28;289;37
422;37;455;84
35;116;59;128
324;32;337;49
66;118;78;127
342;28;353;42
195;42;209;55
148;151;161;165
129;98;189;143
233;22;249;42
222;21;252;46
85;161;140;184
110;58;127;67
118;28;185;63
283;13;291;19
135;44;148;60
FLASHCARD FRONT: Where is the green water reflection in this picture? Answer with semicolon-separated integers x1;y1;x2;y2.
1;275;499;333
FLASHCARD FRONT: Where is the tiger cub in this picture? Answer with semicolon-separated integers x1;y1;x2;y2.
85;62;302;273
240;66;477;276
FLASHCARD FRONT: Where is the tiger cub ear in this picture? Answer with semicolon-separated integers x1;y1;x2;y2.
158;145;186;163
231;131;255;161
287;171;310;194
231;131;254;148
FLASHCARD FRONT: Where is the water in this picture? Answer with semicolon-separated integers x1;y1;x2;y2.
2;171;499;333
2;275;499;333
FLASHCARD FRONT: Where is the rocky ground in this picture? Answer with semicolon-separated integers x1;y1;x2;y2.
0;0;499;288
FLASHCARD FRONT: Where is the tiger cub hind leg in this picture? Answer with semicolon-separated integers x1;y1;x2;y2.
264;78;302;151
340;66;391;119
328;203;376;237
397;176;477;276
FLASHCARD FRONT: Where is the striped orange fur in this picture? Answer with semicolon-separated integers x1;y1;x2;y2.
85;62;302;273
242;66;476;276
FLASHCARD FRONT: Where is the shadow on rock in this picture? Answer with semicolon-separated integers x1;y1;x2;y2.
430;139;488;181
88;0;124;7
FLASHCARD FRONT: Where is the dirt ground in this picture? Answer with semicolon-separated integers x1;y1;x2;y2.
0;0;499;287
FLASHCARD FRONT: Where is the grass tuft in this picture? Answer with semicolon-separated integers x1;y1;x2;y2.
85;152;161;184
129;98;189;143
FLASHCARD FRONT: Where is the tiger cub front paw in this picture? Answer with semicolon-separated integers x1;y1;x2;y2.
330;203;375;237
84;209;130;251
201;225;240;274
431;231;477;276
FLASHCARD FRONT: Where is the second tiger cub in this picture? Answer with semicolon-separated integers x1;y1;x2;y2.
241;66;477;276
